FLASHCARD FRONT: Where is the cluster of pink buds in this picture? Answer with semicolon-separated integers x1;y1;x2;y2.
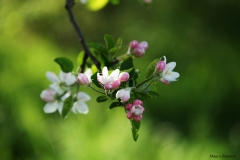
97;66;130;90
155;56;180;84
125;100;145;121
129;40;148;57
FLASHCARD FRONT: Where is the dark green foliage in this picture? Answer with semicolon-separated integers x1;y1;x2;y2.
54;57;74;73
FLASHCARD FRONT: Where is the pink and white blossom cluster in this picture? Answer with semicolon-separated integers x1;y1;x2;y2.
97;66;129;90
126;100;145;121
40;71;90;114
129;40;148;57
156;56;180;84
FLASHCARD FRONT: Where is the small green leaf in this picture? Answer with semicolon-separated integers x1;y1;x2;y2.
104;34;115;50
120;57;133;70
96;95;108;103
62;95;73;118
109;47;120;55
134;92;148;100
77;51;84;66
109;102;123;109
54;57;74;73
116;38;122;47
145;58;161;79
130;120;141;142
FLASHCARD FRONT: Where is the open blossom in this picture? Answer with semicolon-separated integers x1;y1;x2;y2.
72;92;91;114
126;100;145;121
116;88;131;102
97;66;129;90
160;58;180;84
77;68;92;85
40;89;70;114
46;71;76;93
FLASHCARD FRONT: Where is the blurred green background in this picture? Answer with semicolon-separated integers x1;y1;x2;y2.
0;0;240;159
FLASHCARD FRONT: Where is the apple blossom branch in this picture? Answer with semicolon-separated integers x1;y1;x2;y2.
65;0;101;73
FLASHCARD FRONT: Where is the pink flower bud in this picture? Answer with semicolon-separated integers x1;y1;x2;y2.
133;115;142;121
77;73;90;85
156;61;166;72
125;104;133;111
138;41;148;50
116;88;131;102
160;78;170;85
129;40;139;49
40;89;56;102
133;99;143;106
104;83;113;90
112;80;121;89
133;47;145;57
126;111;134;119
119;72;130;82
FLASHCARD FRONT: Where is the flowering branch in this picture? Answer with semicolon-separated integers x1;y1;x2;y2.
65;0;101;72
41;1;180;142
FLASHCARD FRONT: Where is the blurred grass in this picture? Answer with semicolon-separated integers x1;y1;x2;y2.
0;0;239;159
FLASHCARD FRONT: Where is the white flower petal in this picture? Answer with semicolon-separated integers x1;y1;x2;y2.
102;66;109;77
84;68;93;82
166;62;176;70
46;71;60;83
171;71;180;79
163;74;177;82
49;83;63;95
72;102;89;114
76;92;91;101
60;71;76;86
43;101;58;113
110;69;120;80
57;101;64;114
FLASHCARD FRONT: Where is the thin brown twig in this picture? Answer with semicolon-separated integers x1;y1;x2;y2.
65;0;101;73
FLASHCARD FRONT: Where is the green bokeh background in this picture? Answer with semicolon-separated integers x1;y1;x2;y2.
1;0;240;159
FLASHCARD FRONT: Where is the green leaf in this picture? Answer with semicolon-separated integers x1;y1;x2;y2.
120;57;133;70
109;47;120;55
116;37;122;47
147;91;160;97
54;57;74;73
91;72;103;89
145;58;161;79
134;92;148;100
96;95;108;103
77;51;84;66
104;34;115;50
109;102;123;109
62;95;73;118
130;120;141;142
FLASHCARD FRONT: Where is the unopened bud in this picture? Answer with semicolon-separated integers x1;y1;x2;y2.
156;61;166;72
129;40;139;49
77;73;90;85
138;41;148;50
119;72;130;82
133;47;145;57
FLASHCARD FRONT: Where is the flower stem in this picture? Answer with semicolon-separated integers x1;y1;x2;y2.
136;74;158;89
89;86;105;94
